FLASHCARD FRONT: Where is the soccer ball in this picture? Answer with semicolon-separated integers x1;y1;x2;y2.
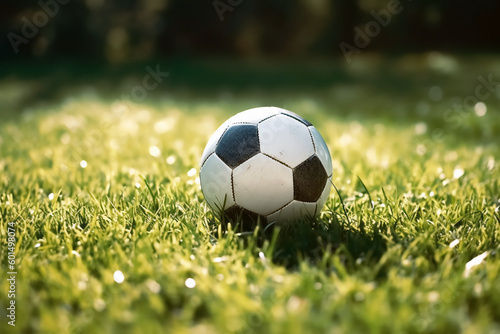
199;106;332;226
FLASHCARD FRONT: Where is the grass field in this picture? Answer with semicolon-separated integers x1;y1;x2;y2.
1;57;500;333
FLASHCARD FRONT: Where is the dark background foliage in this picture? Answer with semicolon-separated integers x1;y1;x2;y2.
1;0;499;63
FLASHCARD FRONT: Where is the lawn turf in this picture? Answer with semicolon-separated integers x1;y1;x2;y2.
1;59;500;334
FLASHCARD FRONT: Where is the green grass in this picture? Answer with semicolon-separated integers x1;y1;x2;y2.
1;61;500;333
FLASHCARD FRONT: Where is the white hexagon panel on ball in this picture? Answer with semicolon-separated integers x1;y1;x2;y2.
199;154;234;213
232;153;294;216
258;114;315;168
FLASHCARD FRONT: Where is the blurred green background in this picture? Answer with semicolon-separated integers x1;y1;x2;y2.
2;0;500;60
1;0;500;128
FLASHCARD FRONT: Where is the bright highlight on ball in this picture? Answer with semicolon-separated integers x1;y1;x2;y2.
199;107;332;226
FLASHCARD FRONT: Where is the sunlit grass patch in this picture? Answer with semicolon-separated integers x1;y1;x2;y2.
0;93;499;333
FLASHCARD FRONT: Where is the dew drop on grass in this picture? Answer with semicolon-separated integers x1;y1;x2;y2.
166;155;176;165
474;283;483;296
154;118;176;134
94;298;106;312
114;270;125;284
354;292;365;302
487;157;495;171
48;193;55;200
464;252;489;277
366;148;377;162
449;239;460;248
474;102;487;117
78;281;86;290
380;157;390;168
415;122;427;135
416;144;426;155
287;296;303;311
80;160;88;168
445;151;458;161
403;191;414;199
187;168;197;177
259;252;267;265
185;278;196;288
149;146;161;157
249;284;258;294
146;279;161;294
135;182;141;189
427;291;440;303
34;243;41;248
273;275;284;283
453;168;464;179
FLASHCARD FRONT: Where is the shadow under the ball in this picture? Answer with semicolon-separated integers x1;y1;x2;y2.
268;215;388;271
211;208;388;272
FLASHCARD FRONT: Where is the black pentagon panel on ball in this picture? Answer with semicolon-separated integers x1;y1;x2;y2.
293;155;327;202
215;124;260;169
222;205;267;231
281;110;313;127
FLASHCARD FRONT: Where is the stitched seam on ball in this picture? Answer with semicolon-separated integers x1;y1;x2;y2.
268;199;293;216
216;125;230;146
301;198;318;204
231;121;253;125
291;157;295;200
257;113;279;124
281;112;310;126
201;151;215;168
230;170;236;203
307;127;316;152
256;125;261;151
262;153;292;169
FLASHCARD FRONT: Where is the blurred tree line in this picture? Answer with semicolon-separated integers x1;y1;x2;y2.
1;0;499;63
